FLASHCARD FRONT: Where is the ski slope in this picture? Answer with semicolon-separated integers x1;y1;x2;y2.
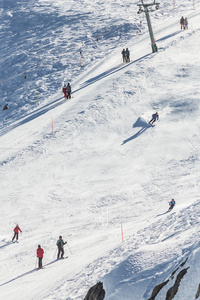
1;1;200;299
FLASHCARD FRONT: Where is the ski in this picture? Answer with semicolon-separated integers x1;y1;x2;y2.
57;256;68;260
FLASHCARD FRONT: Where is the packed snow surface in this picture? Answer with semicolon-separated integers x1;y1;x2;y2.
1;0;200;299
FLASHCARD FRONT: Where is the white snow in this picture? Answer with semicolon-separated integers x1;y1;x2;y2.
1;0;200;299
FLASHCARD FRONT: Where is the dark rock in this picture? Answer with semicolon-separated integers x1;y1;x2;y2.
166;267;189;300
196;283;200;299
3;104;8;110
148;279;169;300
84;282;105;300
180;257;188;268
171;258;188;279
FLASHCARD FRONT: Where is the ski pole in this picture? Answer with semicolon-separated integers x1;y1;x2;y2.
35;257;38;269
53;248;57;259
67;243;73;255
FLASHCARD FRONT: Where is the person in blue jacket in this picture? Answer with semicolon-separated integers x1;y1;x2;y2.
125;48;130;62
149;112;159;124
169;199;176;211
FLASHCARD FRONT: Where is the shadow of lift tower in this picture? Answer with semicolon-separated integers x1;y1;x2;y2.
137;0;160;53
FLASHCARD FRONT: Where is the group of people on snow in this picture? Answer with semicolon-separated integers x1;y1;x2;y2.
12;200;176;270
12;225;67;269
180;16;188;30
36;236;67;269
62;82;72;99
121;48;130;63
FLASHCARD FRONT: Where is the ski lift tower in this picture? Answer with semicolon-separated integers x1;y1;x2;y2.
137;0;160;53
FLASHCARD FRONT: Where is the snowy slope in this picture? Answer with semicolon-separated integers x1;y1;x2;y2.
1;0;200;299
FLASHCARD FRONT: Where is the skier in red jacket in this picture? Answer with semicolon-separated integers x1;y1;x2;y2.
62;84;67;98
12;225;22;242
37;245;44;269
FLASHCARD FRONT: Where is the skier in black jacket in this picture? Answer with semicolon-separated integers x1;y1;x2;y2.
66;83;71;99
56;236;67;259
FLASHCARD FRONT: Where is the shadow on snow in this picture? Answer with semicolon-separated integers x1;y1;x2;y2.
122;117;151;145
0;268;39;287
75;53;152;93
156;30;181;42
0;259;64;286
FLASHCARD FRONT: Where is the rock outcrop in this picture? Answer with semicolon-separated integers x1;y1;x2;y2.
166;267;189;300
148;279;169;300
84;281;105;300
148;258;190;300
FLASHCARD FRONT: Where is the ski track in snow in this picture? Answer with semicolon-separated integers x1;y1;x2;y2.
1;0;200;299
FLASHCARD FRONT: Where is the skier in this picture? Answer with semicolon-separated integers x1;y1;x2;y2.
125;48;130;63
149;112;159;125
66;83;71;99
180;16;185;30
169;199;176;211
121;49;126;62
12;224;22;242
184;17;188;30
37;245;44;269
62;84;67;98
56;236;67;259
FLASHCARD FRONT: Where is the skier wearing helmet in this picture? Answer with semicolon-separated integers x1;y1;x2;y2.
149;112;159;125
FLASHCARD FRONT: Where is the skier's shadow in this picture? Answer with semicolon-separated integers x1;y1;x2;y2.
0;241;13;249
156;211;169;217
122;117;151;145
0;258;65;286
0;269;38;286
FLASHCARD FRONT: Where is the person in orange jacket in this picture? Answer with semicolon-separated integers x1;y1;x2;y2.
12;225;22;242
37;245;44;269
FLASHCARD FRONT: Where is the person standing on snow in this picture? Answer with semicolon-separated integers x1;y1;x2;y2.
184;17;188;30
180;16;185;30
56;236;67;259
121;49;126;62
125;48;130;63
12;224;22;242
149;112;159;125
62;84;67;98
169;199;176;211
37;245;44;269
66;83;71;99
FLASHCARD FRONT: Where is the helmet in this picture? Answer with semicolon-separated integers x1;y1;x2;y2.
59;236;62;239
38;245;41;248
